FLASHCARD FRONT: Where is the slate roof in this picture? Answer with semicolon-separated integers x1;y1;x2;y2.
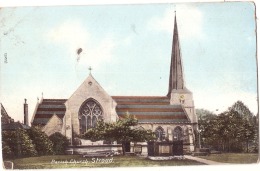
32;96;190;126
2;121;30;130
1;103;14;124
1;104;30;130
32;99;66;126
112;96;190;123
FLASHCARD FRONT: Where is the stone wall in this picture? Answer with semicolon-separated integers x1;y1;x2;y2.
169;89;197;123
66;145;121;155
63;74;118;139
42;114;63;136
66;144;148;155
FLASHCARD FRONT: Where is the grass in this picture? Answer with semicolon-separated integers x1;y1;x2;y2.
198;153;259;164
6;155;203;169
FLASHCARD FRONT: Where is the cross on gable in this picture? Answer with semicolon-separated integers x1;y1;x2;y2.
88;66;92;74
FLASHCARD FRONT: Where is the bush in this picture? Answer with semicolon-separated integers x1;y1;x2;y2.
2;141;14;159
27;126;54;155
2;130;37;158
49;132;69;155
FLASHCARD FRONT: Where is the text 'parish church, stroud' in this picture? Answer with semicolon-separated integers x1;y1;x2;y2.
31;14;198;152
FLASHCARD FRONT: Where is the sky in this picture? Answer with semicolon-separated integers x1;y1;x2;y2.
0;2;258;124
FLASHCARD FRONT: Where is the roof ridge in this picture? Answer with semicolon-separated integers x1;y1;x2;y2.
112;96;168;98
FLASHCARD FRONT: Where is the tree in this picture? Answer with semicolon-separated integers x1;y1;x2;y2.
49;132;70;155
196;109;217;148
196;109;216;120
229;101;257;152
27;126;54;155
2;130;37;158
217;110;245;152
238;119;256;152
229;101;255;125
2;141;14;159
196;103;257;153
81;113;155;155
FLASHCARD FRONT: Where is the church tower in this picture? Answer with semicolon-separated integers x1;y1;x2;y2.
168;13;197;124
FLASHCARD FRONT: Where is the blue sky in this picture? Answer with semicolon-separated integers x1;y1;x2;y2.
0;2;257;123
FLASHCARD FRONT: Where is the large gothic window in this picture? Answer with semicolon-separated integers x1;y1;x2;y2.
155;127;164;141
173;126;183;141
79;99;103;134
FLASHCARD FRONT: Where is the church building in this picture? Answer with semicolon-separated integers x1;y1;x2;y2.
31;14;198;152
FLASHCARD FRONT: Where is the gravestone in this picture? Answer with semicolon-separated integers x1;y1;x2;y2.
172;140;183;156
147;141;184;156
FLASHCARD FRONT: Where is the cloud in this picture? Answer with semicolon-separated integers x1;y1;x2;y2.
192;70;257;115
148;5;203;39
78;36;116;69
47;20;89;53
194;89;257;115
46;20;116;69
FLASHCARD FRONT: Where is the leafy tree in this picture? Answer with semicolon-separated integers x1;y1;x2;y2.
196;109;217;148
197;101;258;153
27;126;54;155
217;110;245;152
229;101;255;125
2;141;14;159
82;113;155;155
49;132;70;155
238;118;256;152
2;130;37;158
229;101;258;152
196;109;216;120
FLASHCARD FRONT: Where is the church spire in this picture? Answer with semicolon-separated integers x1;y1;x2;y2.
168;12;185;96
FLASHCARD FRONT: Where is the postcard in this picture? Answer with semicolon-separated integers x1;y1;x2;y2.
0;1;259;170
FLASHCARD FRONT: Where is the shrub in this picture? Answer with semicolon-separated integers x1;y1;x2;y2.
2;141;14;159
2;130;37;158
27;126;54;155
49;132;69;155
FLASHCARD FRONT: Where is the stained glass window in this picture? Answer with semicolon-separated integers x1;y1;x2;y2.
79;99;103;134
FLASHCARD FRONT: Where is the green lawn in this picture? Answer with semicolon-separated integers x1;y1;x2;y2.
198;153;259;164
6;155;203;169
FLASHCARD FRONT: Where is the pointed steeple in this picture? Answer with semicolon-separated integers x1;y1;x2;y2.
168;12;185;96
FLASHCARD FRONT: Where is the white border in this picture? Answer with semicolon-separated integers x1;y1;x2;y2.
0;0;259;171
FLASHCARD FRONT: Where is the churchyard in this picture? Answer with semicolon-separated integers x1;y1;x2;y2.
5;153;259;169
7;155;203;169
197;153;258;164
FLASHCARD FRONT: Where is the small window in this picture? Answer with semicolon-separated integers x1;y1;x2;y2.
173;126;183;141
179;99;185;104
155;127;164;141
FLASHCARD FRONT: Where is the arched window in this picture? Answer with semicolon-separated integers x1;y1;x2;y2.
78;98;103;134
155;126;164;141
173;126;183;141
